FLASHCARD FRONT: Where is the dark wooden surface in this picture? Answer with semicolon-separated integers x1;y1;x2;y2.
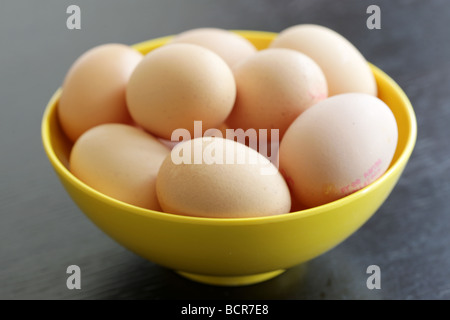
1;0;449;300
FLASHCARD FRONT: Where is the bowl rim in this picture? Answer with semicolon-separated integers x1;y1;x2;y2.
41;31;417;226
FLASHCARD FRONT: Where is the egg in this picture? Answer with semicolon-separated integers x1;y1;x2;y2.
170;28;257;67
279;93;398;208
126;43;236;140
69;123;170;211
58;43;143;142
270;24;377;96
156;136;291;218
226;48;328;139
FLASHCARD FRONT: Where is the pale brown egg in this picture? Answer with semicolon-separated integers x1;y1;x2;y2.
156;137;291;218
226;48;328;140
70;123;170;211
58;43;143;142
279;93;398;208
170;28;257;67
126;43;236;140
270;24;377;96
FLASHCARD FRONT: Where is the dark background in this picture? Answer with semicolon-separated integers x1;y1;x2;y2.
1;0;449;300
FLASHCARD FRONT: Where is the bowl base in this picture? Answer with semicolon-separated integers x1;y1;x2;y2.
176;269;285;286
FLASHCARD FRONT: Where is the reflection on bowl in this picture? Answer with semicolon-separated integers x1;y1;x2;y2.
41;31;417;286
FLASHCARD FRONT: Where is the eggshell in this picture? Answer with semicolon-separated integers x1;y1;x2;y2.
270;24;377;96
171;28;257;67
58;44;143;142
156;137;291;218
70;123;170;211
126;43;236;140
226;48;328;139
279;93;398;208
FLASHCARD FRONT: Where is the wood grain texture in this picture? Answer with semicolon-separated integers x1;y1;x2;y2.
1;0;449;300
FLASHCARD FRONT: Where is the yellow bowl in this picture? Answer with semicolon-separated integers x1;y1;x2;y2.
41;31;417;286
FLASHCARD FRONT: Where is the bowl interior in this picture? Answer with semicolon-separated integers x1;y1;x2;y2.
43;31;417;223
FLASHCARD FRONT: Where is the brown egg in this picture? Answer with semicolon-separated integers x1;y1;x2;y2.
279;93;398;208
70;123;170;211
126;43;236;140
156;137;291;218
58;43;143;142
270;24;377;96
226;48;328;140
171;28;257;67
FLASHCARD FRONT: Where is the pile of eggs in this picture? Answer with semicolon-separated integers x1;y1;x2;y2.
58;24;398;219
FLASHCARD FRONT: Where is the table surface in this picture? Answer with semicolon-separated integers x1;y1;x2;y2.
1;0;449;300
